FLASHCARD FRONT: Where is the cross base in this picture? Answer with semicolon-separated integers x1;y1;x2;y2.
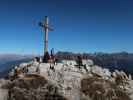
43;51;50;63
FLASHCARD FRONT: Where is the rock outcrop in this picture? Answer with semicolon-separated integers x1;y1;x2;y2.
2;74;67;100
0;59;133;100
81;75;131;100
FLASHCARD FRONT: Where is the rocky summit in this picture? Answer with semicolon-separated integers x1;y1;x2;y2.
0;59;133;100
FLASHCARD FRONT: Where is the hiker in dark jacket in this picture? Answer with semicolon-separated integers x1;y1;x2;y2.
76;56;83;69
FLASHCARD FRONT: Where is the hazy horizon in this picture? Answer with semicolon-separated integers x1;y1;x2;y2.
0;51;133;56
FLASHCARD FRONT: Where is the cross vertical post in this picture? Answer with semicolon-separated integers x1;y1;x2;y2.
44;16;49;53
39;16;53;56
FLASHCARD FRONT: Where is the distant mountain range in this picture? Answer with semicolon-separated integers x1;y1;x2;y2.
0;52;133;78
56;51;133;75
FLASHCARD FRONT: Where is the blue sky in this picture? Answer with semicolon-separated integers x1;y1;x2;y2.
0;0;133;54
